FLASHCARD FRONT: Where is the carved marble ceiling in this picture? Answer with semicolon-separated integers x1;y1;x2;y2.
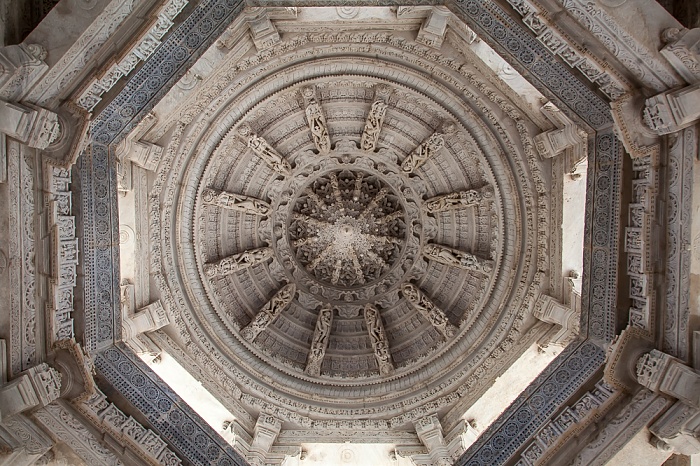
136;12;555;430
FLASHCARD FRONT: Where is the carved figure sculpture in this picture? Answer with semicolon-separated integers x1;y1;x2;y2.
361;100;388;152
305;305;333;376
364;305;394;375
241;283;296;341
203;247;273;278
238;123;291;175
401;132;445;173
401;283;456;339
305;101;331;154
423;243;493;274
202;188;271;216
424;186;493;214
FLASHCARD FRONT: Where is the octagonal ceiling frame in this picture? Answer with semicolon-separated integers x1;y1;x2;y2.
78;0;623;464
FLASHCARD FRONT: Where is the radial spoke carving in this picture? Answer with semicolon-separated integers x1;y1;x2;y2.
238;123;291;176
423;186;493;214
202;187;271;216
203;247;273;278
401;121;455;174
364;304;394;376
305;305;333;376
301;86;331;155
361;85;392;152
423;243;493;274
401;283;457;339
241;283;296;342
289;170;406;287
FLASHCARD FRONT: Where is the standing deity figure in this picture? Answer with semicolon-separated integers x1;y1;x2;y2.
241;283;296;342
202;188;271;216
203;247;274;278
305;101;331;154
305;305;333;376
401;283;456;339
424;186;493;214
361;100;388;152
401;132;445;173
364;305;394;375
423;243;493;274
238;123;291;175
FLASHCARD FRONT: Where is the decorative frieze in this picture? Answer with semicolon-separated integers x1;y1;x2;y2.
514;380;616;465
48;166;78;344
75;0;190;112
505;0;627;99
77;387;182;465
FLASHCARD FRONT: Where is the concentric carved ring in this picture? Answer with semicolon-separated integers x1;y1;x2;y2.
288;169;407;288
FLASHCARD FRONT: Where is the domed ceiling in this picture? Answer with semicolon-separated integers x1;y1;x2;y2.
149;26;548;427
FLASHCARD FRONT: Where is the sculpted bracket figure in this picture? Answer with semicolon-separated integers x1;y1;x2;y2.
305;305;333;376
302;86;331;155
424;186;494;214
364;304;394;376
202;188;271;216
238;123;292;176
203;247;274;278
241;283;297;342
361;88;390;152
401;283;457;339
423;243;494;274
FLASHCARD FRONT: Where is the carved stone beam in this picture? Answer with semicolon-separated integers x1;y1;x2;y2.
241;283;296;342
643;83;700;135
0;100;60;150
202;187;271;216
423;186;493;214
364;304;394;376
533;294;580;347
423;242;494;274
635;349;700;409
660;27;700;85
237;123;291;176
248;413;282;465
416;7;451;49
305;305;333;376
203;247;274;278
412;414;452;466
401;283;457;339
401;121;455;174
361;85;392;152
301;86;331;155
0;43;48;101
0;413;54;465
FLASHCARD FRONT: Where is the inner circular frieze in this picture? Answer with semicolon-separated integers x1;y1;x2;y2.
288;168;406;288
